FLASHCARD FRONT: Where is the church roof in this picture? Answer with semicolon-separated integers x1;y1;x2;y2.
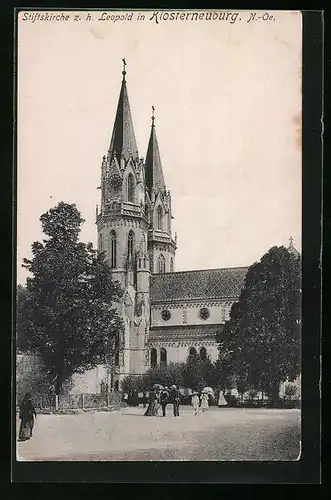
108;65;139;162
148;324;223;341
150;267;248;303
145;111;166;193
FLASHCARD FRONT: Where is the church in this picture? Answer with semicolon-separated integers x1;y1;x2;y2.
73;61;299;393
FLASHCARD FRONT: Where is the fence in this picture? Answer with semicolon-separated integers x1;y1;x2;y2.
18;392;122;412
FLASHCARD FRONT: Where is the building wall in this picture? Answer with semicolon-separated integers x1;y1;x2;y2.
147;341;220;365
16;354;109;396
151;301;234;327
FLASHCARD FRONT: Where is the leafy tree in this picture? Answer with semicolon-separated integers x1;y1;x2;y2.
182;356;217;391
145;362;185;390
121;375;147;394
218;246;301;406
19;202;124;395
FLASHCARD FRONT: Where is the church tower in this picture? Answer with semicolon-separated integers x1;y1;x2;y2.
145;108;177;274
96;60;150;386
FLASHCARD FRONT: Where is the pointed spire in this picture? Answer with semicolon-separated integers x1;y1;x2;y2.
145;106;166;194
108;59;139;162
287;236;300;257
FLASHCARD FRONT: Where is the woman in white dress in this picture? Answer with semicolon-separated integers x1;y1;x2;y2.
200;392;209;412
218;390;228;407
191;392;200;415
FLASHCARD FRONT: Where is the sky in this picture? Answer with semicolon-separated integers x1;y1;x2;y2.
17;10;302;285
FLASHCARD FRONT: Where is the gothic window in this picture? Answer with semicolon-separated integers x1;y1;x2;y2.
158;254;165;274
99;233;103;252
200;347;207;360
170;257;174;272
151;348;157;368
145;204;149;221
160;348;167;365
128;230;135;257
127;173;135;203
157;205;163;230
114;380;119;392
110;230;116;269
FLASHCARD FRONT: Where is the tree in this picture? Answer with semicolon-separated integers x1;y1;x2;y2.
145;362;185;390
182;356;217;391
121;375;146;394
20;202;124;395
218;246;301;406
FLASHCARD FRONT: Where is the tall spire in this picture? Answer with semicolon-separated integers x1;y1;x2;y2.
287;236;300;257
145;106;166;194
108;59;139;162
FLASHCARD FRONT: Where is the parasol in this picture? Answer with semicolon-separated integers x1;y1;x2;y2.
152;384;164;390
202;387;214;395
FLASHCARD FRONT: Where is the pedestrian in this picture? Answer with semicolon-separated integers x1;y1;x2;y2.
160;387;169;417
171;385;180;417
218;389;227;408
144;388;157;416
191;391;200;415
154;390;161;416
18;392;37;441
200;392;209;412
142;392;147;408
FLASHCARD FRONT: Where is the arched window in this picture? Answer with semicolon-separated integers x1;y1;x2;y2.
160;348;167;365
110;230;116;269
99;233;103;252
158;254;165;274
145;204;149;221
170;257;174;272
127;173;134;203
151;348;157;368
114;380;119;392
157;206;163;230
200;347;207;360
188;347;197;358
128;230;135;257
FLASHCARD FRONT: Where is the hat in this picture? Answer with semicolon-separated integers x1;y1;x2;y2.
192;391;198;396
164;386;168;390
171;385;177;389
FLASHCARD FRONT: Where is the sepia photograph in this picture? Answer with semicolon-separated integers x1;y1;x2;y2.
15;9;302;463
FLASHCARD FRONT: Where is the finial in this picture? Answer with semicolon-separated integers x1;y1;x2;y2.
289;236;293;247
151;105;155;126
122;58;127;79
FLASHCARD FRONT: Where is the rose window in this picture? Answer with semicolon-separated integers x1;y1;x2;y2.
161;309;171;321
199;307;210;320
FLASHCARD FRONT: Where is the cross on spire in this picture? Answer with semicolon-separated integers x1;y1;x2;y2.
151;105;155;125
122;58;127;79
289;236;294;247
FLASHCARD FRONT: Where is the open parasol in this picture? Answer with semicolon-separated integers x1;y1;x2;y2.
152;384;164;390
202;387;214;395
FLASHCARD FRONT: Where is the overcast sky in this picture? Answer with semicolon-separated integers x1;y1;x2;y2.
17;10;302;285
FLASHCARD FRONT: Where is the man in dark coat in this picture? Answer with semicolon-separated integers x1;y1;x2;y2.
171;385;180;417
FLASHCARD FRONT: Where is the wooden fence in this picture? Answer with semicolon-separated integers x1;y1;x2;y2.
19;392;122;411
